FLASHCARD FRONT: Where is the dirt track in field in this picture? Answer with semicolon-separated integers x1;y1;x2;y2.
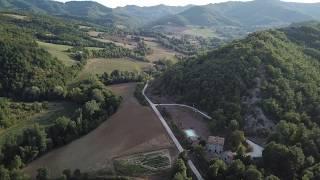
24;83;175;178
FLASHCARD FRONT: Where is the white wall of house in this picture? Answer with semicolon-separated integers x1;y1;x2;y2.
207;144;223;154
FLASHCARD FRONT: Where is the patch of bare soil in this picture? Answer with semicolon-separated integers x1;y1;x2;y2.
159;106;211;141
24;83;176;178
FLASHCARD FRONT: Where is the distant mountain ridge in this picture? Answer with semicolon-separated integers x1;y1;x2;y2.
0;0;112;17
115;4;192;24
1;0;320;30
0;0;192;27
149;0;320;28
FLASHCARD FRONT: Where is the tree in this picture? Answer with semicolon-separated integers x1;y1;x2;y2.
172;159;191;180
244;166;263;180
265;175;280;180
51;86;66;99
62;169;71;179
229;130;246;151
20;124;47;162
9;155;24;170
263;142;305;179
0;166;10;180
172;172;185;180
83;100;100;116
91;89;105;103
209;159;227;179
227;160;245;178
229;120;239;131
36;168;49;180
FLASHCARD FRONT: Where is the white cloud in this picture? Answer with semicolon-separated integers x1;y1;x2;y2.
55;0;320;8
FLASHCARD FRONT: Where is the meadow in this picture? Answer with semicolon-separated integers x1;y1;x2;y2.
37;41;76;66
77;58;152;80
0;102;77;145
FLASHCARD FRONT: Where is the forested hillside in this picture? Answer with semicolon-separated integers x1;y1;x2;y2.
0;23;72;100
0;11;124;179
0;0;136;27
152;23;320;179
115;5;192;25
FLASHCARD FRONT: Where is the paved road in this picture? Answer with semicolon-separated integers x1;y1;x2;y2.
156;104;212;120
142;83;204;180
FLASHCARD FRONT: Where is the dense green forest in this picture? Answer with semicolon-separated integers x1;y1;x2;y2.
0;13;115;47
0;13;123;179
152;23;320;179
0;23;73;100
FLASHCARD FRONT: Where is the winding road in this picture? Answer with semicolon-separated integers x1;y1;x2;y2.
142;83;204;180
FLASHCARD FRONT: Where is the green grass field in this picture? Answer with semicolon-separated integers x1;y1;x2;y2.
77;58;152;80
37;41;77;66
0;102;78;145
38;41;104;66
145;41;179;62
1;13;27;20
182;26;218;38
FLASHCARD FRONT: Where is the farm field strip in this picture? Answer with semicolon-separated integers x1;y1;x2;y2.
77;58;152;80
37;41;76;66
23;83;175;178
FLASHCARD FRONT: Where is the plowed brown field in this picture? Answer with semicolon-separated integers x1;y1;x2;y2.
24;83;175;178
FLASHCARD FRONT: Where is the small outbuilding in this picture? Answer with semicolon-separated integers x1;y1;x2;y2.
222;151;236;164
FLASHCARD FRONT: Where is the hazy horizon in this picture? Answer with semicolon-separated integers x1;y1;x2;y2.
55;0;320;8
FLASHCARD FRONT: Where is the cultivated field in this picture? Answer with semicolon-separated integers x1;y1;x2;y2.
144;40;178;62
92;37;136;50
1;13;27;20
87;31;102;37
114;149;172;176
24;83;176;178
38;41;103;67
182;26;218;38
158;106;211;140
37;41;76;66
77;58;152;80
0;102;77;145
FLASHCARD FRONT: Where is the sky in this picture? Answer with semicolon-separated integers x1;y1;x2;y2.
55;0;320;8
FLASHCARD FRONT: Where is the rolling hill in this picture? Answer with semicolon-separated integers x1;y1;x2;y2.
152;22;320;134
151;22;320;179
115;4;192;25
149;0;319;28
0;0;135;27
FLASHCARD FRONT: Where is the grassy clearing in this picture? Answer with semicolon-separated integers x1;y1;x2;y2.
182;26;218;38
92;37;136;50
78;58;152;80
0;102;78;145
86;46;104;50
1;13;27;20
37;41;103;66
145;41;178;62
87;31;102;37
37;41;76;66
